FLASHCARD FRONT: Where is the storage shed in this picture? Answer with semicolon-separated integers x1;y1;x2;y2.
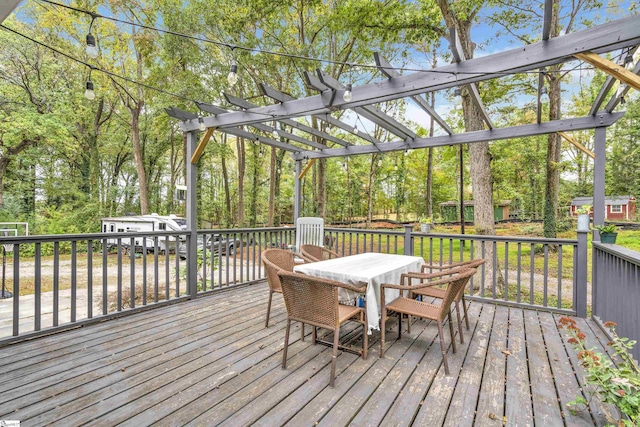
570;196;636;220
439;200;511;222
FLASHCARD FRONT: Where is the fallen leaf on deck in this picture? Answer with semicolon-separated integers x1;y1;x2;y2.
501;349;512;356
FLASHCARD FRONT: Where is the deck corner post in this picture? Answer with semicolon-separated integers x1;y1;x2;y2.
576;230;589;317
403;224;413;256
186;130;199;297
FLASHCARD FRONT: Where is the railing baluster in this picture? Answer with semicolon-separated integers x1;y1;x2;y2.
530;243;535;305
102;238;108;315
504;242;509;301
557;245;563;309
54;242;60;326
87;240;93;318
517;243;522;303
164;236;170;300
35;242;41;331
492;240;497;299
142;239;147;305
129;238;135;309
13;246;20;337
71;240;77;321
543;244;549;307
154;237;159;303
117;239;123;312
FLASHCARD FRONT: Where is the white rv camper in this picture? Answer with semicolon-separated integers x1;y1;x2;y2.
101;214;186;253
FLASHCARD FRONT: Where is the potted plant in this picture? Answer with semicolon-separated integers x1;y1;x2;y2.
594;223;618;244
576;204;591;231
418;215;432;233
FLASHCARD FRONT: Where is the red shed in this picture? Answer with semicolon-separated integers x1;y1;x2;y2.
570;196;637;220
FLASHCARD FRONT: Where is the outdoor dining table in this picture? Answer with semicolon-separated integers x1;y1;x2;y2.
293;252;425;333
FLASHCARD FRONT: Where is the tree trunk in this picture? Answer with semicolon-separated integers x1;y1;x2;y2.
543;0;562;239
437;1;503;291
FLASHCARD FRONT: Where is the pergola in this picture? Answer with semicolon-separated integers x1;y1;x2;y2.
166;11;640;243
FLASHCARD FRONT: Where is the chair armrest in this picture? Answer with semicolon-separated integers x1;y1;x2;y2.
335;281;367;294
401;267;468;285
382;275;460;292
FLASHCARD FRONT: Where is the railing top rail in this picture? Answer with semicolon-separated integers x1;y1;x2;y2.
325;227;404;236
593;242;640;266
0;230;186;244
198;227;294;234
411;231;578;245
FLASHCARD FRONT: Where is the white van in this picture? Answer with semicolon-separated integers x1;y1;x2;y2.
101;214;185;253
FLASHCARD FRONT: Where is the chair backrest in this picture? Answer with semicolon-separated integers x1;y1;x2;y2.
294;217;324;253
262;249;295;293
278;270;340;329
438;268;477;320
300;244;324;262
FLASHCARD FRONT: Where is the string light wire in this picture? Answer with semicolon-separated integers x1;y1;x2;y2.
35;0;605;78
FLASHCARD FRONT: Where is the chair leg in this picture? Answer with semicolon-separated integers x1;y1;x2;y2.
312;325;317;344
380;308;386;358
330;327;340;388
265;291;273;327
448;311;457;354
462;295;470;330
362;309;368;360
438;321;450;375
455;301;464;344
301;323;305;341
282;319;291;369
398;311;402;339
407;314;412;334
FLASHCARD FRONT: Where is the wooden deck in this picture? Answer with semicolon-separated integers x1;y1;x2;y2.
0;282;615;426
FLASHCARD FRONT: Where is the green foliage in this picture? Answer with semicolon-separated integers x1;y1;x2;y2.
594;223;618;234
559;317;640;426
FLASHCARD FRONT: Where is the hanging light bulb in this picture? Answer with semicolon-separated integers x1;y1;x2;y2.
377;158;382;167
84;80;95;100
343;83;353;102
353;125;359;135
342;161;348;171
272;122;279;138
620;96;626;105
227;63;238;86
454;87;462;97
394;164;398;171
624;51;635;70
86;33;98;58
540;86;549;103
404;149;409;157
259;148;264;157
198;117;206;132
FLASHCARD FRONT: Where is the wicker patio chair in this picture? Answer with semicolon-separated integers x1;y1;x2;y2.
262;248;299;333
299;244;341;263
402;259;486;343
380;268;477;375
277;270;367;387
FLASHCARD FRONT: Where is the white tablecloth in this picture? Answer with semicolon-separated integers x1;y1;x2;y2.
294;252;425;333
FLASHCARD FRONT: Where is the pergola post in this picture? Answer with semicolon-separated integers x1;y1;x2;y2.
592;126;607;240
294;159;302;222
186;130;198;296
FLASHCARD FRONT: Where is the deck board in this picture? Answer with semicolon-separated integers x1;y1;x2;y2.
0;281;615;426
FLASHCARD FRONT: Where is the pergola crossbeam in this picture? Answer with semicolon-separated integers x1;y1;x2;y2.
449;28;494;130
293;113;623;160
591;46;638;114
181;15;640;133
374;52;453;135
